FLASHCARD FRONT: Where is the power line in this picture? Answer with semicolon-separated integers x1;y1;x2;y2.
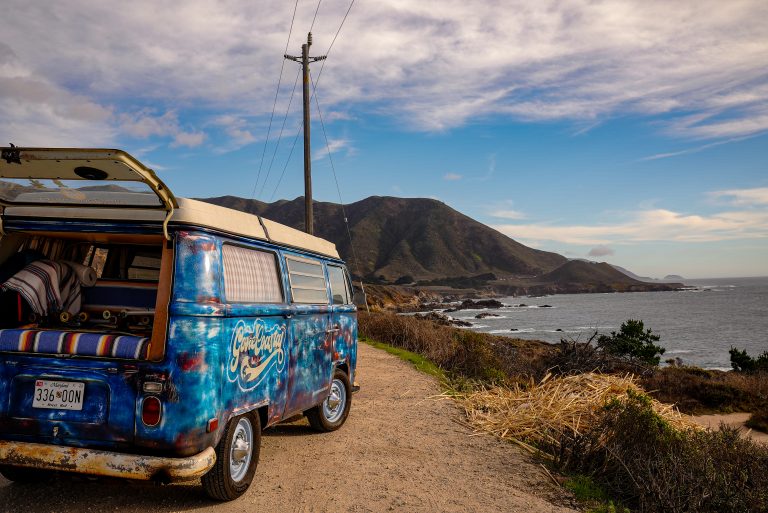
258;67;301;199
309;69;368;309
251;0;300;199
309;0;322;31
269;123;303;202
261;0;355;201
314;0;355;88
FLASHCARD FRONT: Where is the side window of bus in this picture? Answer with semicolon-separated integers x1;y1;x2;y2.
222;245;283;303
286;256;328;304
328;265;350;305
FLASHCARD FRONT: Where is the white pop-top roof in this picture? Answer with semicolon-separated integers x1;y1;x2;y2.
0;147;339;259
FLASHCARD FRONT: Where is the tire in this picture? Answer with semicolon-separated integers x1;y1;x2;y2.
306;369;352;432
201;412;260;501
0;466;53;483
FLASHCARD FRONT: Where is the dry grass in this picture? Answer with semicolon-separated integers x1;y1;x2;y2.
459;372;697;451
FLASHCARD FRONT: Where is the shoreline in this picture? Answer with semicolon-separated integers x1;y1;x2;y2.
371;284;764;371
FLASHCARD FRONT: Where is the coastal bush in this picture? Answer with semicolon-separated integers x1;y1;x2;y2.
557;391;768;513
545;334;658;376
746;410;768;433
729;347;768;372
596;319;665;366
358;312;554;383
641;366;768;414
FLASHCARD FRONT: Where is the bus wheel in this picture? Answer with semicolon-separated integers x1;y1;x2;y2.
202;412;260;501
306;369;352;432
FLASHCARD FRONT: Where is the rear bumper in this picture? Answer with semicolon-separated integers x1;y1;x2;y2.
0;440;215;482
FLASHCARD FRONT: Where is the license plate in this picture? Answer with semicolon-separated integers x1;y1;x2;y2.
33;380;85;411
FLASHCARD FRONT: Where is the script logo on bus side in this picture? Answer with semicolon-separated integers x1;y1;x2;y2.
228;319;287;390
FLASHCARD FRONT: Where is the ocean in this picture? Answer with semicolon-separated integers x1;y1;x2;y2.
446;276;768;370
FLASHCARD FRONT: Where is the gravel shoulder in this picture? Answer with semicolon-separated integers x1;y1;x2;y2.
0;342;578;512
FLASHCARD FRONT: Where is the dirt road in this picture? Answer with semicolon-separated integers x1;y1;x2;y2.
0;342;578;513
692;412;768;444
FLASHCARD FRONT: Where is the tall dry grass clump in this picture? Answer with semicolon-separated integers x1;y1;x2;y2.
461;375;768;512
459;373;695;451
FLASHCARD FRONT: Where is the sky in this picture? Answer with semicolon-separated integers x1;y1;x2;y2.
1;0;767;279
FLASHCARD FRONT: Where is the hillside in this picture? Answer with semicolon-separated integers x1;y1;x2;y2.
200;195;681;295
201;195;567;281
539;260;638;285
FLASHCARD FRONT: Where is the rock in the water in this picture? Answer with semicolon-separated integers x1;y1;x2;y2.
475;312;500;319
448;299;505;311
414;311;472;327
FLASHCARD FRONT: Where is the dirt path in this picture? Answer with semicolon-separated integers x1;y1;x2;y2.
0;342;578;513
692;412;768;444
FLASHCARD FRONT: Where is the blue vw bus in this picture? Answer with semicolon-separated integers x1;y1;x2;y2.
0;147;358;500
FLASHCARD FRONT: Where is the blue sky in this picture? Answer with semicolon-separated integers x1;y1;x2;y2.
2;0;767;278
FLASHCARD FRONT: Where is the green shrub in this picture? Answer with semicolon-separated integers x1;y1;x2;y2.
746;410;768;433
729;347;768;372
557;391;768;513
596;319;665;366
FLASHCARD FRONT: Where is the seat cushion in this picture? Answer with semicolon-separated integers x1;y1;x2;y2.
0;329;149;360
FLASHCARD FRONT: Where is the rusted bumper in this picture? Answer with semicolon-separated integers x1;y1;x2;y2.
0;440;216;482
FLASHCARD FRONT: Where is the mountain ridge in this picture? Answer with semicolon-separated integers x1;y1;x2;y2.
201;195;567;281
199;195;681;294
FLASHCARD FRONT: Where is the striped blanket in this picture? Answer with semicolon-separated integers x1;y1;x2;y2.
1;260;81;316
0;329;149;360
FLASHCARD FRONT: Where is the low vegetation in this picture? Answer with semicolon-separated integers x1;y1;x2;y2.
558;392;768;513
729;346;768;372
641;366;768;414
358;311;554;385
596;319;665;366
362;337;445;380
359;311;768;513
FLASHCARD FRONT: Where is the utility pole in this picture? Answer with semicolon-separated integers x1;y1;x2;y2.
285;33;326;235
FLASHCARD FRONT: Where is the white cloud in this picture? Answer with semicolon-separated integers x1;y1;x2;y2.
0;43;114;146
312;137;352;161
212;115;256;149
490;209;526;220
1;0;767;143
171;131;206;148
443;172;462;181
494;207;768;245
638;136;755;161
118;110;206;148
710;187;768;206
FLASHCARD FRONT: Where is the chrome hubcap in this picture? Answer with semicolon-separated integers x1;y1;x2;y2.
229;418;253;482
322;378;346;423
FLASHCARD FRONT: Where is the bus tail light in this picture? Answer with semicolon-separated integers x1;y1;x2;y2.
142;396;162;426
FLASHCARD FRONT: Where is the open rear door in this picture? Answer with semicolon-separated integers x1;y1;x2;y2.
0;147;177;239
